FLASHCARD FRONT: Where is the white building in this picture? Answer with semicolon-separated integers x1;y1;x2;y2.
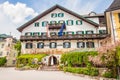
17;5;108;66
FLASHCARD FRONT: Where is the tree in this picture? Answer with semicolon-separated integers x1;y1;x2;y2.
14;41;21;56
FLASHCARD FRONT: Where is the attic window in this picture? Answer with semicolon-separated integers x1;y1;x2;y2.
76;20;82;25
51;13;57;18
58;13;64;17
34;22;39;27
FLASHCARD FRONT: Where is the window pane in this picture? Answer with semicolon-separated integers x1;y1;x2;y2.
63;42;71;48
58;13;64;17
86;42;94;48
67;20;73;26
37;43;44;48
42;21;48;27
50;42;57;48
51;13;57;18
76;20;82;25
77;42;85;48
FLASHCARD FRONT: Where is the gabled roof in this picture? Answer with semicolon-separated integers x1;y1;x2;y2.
17;4;99;32
106;0;120;12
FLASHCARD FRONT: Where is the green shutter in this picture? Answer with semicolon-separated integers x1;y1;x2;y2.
34;22;39;27
66;21;68;25
72;32;74;35
82;31;84;34
92;31;94;34
30;32;33;36
71;20;73;25
58;13;64;17
76;20;82;25
51;13;57;18
86;31;88;34
42;22;44;27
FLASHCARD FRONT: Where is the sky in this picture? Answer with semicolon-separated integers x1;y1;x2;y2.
0;0;113;39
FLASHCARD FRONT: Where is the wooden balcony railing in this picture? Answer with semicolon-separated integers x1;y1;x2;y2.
48;23;66;29
20;34;110;41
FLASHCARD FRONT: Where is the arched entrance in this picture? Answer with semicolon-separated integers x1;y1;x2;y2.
48;56;57;66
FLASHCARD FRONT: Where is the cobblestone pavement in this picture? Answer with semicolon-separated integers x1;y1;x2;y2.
0;67;92;80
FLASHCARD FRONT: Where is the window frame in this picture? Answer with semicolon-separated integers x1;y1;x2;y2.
77;42;85;48
50;42;57;48
63;42;71;48
37;42;44;49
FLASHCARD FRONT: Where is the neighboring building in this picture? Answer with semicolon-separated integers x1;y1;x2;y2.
105;0;120;43
0;34;17;66
17;5;108;66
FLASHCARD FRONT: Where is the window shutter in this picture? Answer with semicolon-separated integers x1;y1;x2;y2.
92;42;95;48
66;21;68;25
30;33;33;36
42;22;44;26
86;31;88;34
72;32;74;35
71;20;73;25
82;31;84;34
91;31;94;34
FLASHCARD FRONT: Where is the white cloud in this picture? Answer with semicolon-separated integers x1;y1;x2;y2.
0;1;38;38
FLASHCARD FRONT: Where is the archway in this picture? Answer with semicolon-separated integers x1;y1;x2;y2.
48;56;57;66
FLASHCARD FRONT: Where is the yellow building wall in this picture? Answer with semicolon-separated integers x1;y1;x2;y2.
113;13;120;39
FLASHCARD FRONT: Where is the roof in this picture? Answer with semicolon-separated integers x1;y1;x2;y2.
17;4;99;32
0;34;12;38
83;13;104;18
106;0;120;12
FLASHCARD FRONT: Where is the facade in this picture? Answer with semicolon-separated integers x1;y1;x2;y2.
0;34;17;66
17;5;108;66
105;0;120;43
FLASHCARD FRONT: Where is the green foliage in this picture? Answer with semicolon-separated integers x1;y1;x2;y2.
63;67;99;76
61;51;98;67
14;41;21;56
0;57;7;66
102;70;115;78
16;54;47;68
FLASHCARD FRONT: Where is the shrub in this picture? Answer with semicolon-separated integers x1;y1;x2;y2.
102;70;115;78
61;51;98;67
63;67;99;76
0;57;7;66
16;54;47;68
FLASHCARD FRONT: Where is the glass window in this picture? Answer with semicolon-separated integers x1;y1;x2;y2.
86;42;95;48
42;21;48;27
25;32;32;36
63;42;71;48
41;32;47;36
37;42;44;48
50;21;56;25
58;20;65;24
66;20;73;26
25;43;33;49
34;22;39;27
50;32;56;36
1;44;4;48
76;20;82;25
99;30;106;34
51;13;57;18
0;52;2;56
86;31;94;34
58;13;64;17
50;42;57;48
77;42;85;48
76;31;84;34
33;32;39;36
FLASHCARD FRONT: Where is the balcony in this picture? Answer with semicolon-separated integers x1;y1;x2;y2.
20;34;110;41
48;23;66;29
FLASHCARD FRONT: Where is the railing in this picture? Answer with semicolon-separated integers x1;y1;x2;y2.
20;34;110;41
48;23;66;29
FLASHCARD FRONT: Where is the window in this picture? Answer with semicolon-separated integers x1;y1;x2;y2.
25;32;32;36
99;30;106;34
76;20;82;25
42;21;48;27
86;31;94;34
86;42;95;48
50;21;56;25
8;44;10;47
66;20;73;26
34;22;39;27
50;42;57;48
33;32;39;36
1;44;4;48
37;42;44;48
0;52;2;56
58;20;65;24
25;43;33;49
118;13;120;22
41;32;47;36
77;42;85;48
51;13;57;18
76;31;84;34
66;32;74;35
58;13;64;17
7;52;9;55
63;42;71;48
50;32;56;36
12;60;16;64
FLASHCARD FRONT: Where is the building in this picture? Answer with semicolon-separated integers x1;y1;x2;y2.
0;34;17;66
17;5;108;66
105;0;120;43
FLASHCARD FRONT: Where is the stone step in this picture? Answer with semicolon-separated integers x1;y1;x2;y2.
38;65;59;71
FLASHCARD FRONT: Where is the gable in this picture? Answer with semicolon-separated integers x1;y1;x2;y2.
17;5;99;32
